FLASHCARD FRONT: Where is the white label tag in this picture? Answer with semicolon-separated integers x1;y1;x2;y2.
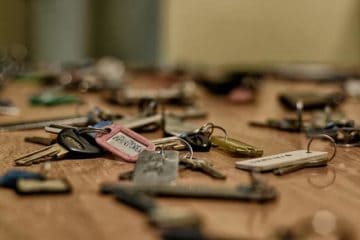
235;150;328;171
107;132;147;157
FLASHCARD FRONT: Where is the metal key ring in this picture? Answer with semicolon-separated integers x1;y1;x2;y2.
307;167;337;189
197;122;228;141
154;136;194;161
78;127;111;135
307;134;337;162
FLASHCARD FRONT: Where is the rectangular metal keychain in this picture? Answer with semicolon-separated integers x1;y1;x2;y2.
133;150;179;185
95;124;155;162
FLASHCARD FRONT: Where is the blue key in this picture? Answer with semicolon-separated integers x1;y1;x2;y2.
88;120;113;138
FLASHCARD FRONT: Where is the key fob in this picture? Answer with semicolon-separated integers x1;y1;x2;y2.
95;124;155;162
179;132;211;152
57;128;103;156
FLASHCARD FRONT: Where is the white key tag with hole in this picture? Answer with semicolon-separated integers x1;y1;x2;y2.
95;124;155;162
235;150;328;172
236;134;337;172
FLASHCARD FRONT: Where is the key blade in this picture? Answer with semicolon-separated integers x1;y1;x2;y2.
14;145;61;166
101;183;277;202
200;162;227;180
115;114;162;130
0;115;89;132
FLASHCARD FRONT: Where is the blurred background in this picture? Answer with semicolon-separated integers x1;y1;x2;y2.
1;0;360;67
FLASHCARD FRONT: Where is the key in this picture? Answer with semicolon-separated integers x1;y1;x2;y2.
279;91;345;110
163;116;199;136
211;135;263;157
111;186;202;228
0;107;121;132
273;159;328;175
108;81;196;106
154;133;211;152
114;114;162;131
249;119;304;132
14;128;102;166
24;136;56;146
249;101;305;132
180;157;226;180
178;132;212;152
167;106;208;120
101;173;278;203
45;114;162;134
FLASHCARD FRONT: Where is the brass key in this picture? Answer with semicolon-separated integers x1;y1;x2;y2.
14;144;68;166
180;157;226;180
14;128;102;166
273;159;328;175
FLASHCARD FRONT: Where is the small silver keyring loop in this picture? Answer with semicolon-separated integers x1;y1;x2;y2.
166;136;194;160
198;122;228;141
78;127;111;135
307;134;337;162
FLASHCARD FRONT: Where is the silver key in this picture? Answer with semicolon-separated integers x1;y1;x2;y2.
45;114;162;134
180;157;227;180
114;114;162;129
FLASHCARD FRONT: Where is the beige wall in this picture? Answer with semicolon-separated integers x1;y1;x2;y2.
160;0;360;67
0;0;26;48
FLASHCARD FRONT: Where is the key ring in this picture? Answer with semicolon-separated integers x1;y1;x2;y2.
307;134;337;162
197;122;228;141
154;136;193;160
78;127;111;135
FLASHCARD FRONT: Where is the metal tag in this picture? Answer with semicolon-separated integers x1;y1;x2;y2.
95;124;155;162
235;150;328;172
133;150;179;185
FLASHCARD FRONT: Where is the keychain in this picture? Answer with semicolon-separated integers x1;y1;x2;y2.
236;134;336;175
94;123;155;162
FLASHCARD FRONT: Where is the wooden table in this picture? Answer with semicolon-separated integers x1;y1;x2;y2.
0;78;359;240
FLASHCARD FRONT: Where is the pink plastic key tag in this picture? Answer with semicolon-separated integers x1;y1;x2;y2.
95;124;155;162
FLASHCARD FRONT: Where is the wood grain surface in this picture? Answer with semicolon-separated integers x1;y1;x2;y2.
0;78;359;240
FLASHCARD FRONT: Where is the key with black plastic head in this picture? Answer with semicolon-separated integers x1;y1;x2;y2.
14;128;102;166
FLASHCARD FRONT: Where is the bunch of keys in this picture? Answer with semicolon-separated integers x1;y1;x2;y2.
14;128;104;166
163;120;263;157
236;134;336;175
119;136;227;181
308;126;360;148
